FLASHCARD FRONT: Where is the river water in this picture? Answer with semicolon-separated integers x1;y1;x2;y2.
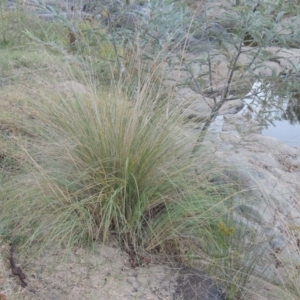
240;82;300;147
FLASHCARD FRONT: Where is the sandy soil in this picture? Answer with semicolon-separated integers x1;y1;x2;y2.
1;242;179;300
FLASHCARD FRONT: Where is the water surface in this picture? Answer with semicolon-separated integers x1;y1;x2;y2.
243;83;300;147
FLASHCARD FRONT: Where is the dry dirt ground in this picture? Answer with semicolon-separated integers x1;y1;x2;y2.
0;240;290;300
1;241;180;300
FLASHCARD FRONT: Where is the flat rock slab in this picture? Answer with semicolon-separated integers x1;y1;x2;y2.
175;267;226;300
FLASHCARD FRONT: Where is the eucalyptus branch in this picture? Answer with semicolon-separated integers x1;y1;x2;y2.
207;45;216;105
222;38;244;101
192;39;244;154
239;48;261;80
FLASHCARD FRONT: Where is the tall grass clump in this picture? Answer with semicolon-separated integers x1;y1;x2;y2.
0;53;235;262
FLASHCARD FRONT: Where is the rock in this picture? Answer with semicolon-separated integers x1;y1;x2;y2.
185;36;212;53
218;99;244;115
189;23;231;52
165;70;191;83
212;119;300;287
175;267;226;300
222;114;261;133
176;88;214;121
236;204;265;224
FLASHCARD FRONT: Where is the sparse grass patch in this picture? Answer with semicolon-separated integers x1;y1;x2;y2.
0;9;68;49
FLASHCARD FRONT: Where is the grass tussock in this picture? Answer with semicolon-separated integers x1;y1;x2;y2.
0;57;235;263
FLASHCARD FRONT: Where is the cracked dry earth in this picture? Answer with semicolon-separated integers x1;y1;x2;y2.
1;243;179;300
